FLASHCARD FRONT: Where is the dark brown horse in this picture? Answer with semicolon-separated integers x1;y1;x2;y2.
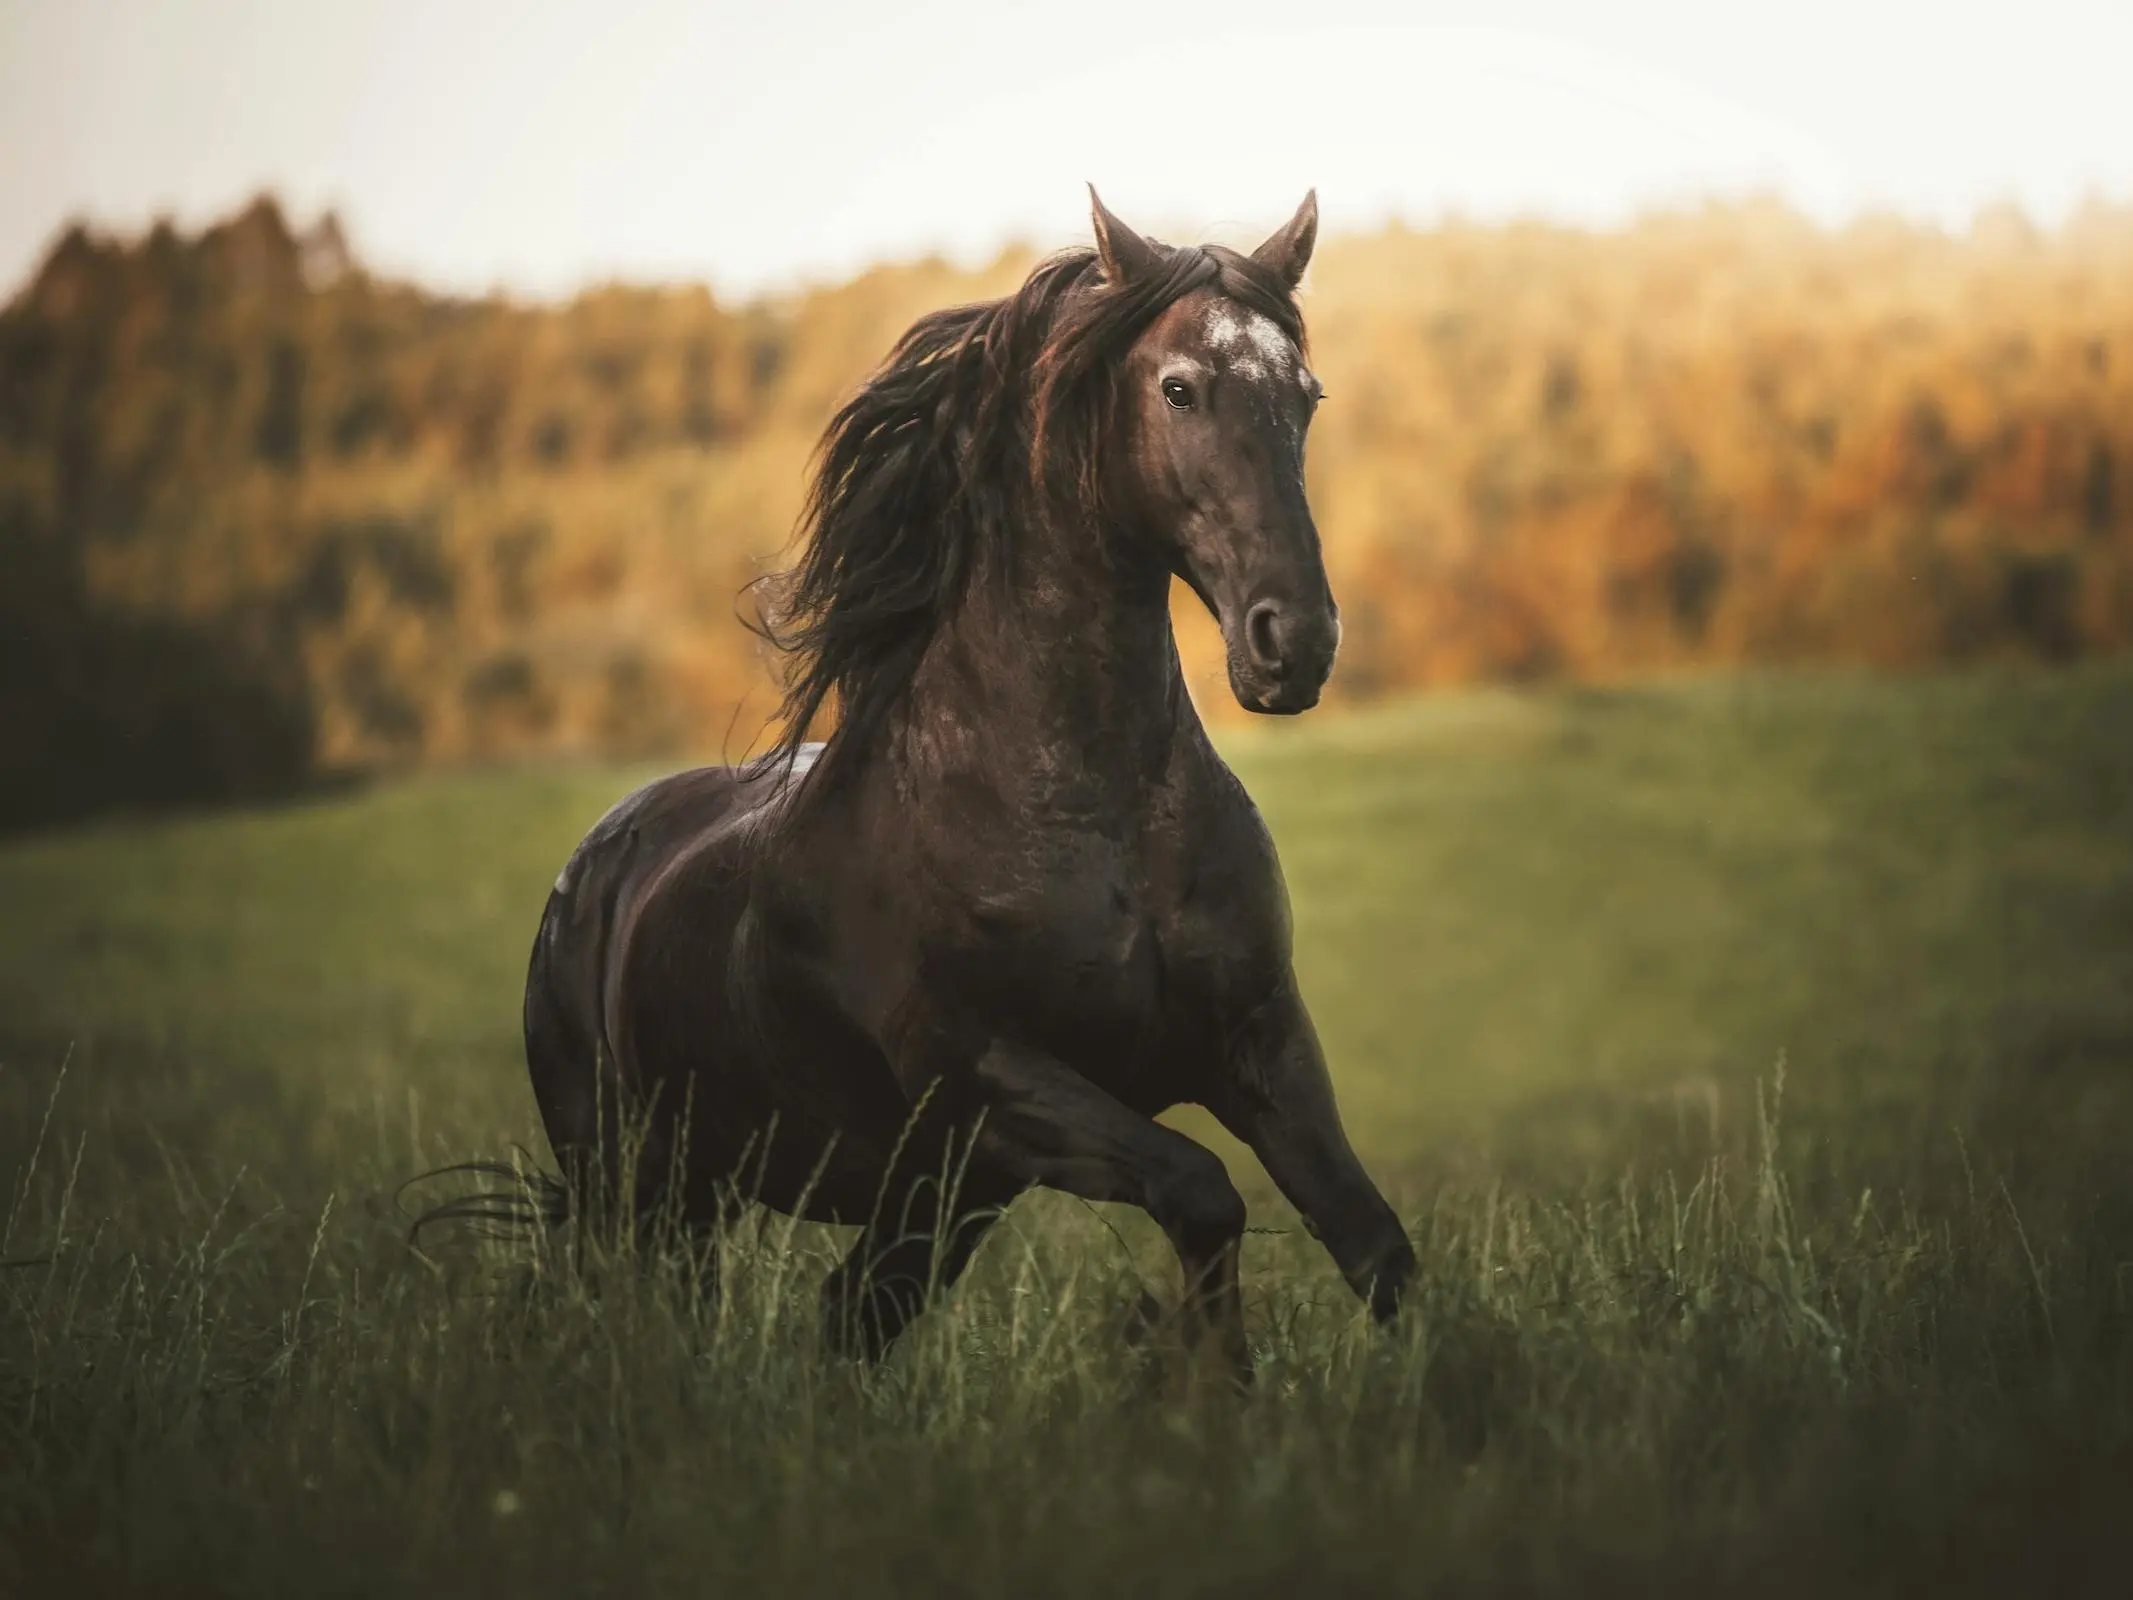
523;189;1413;1379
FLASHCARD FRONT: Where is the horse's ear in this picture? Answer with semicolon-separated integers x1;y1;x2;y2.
1088;185;1158;285
1251;189;1319;289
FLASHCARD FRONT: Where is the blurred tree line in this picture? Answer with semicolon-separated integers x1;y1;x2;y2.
3;194;2130;829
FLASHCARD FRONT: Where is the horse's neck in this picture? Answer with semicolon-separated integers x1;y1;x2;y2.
906;516;1188;796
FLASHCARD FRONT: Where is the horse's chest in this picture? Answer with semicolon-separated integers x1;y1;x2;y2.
942;833;1161;1032
934;823;1276;1054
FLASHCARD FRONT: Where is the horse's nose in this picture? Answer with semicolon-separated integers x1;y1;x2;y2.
1245;599;1287;675
1245;597;1338;681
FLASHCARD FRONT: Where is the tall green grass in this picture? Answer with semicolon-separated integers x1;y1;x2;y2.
4;663;2132;1594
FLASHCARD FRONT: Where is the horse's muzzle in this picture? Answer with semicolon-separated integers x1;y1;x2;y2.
1230;596;1339;715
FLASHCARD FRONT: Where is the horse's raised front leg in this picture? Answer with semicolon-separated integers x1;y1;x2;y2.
965;1039;1253;1382
1207;978;1414;1322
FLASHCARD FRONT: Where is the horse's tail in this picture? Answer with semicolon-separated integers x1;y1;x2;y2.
401;1150;571;1251
398;889;596;1254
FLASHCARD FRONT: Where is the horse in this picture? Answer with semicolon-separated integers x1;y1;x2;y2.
521;188;1415;1381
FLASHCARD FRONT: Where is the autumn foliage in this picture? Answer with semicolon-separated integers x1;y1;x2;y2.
4;195;2131;827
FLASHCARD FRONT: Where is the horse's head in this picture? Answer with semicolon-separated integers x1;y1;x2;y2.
1094;190;1334;715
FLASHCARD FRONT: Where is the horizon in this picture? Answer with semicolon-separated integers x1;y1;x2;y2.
20;183;2133;317
5;0;2133;304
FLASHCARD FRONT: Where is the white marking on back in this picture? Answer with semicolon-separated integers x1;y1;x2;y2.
553;785;655;895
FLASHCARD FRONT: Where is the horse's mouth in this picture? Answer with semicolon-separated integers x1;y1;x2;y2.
1230;666;1325;716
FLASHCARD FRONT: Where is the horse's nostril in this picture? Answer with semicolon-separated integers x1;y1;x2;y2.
1246;601;1285;672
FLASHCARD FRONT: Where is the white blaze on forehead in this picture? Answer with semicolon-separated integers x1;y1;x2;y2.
1200;302;1297;385
1204;306;1245;348
1243;312;1291;366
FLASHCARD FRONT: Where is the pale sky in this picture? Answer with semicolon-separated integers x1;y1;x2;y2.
4;0;2132;303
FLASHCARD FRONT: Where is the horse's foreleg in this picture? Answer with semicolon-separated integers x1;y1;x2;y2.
1208;980;1414;1322
821;1176;1009;1361
964;1040;1252;1382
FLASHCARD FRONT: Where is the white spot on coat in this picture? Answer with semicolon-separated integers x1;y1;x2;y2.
1201;302;1299;387
552;787;651;895
1243;311;1292;368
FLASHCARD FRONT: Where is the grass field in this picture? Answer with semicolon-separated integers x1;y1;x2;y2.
4;663;2132;1595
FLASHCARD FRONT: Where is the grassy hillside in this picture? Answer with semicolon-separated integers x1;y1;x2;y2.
3;665;2131;1593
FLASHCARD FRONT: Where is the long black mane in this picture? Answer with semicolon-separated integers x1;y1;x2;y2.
749;238;1306;812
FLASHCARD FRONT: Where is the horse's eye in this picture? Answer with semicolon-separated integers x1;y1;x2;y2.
1161;377;1194;410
